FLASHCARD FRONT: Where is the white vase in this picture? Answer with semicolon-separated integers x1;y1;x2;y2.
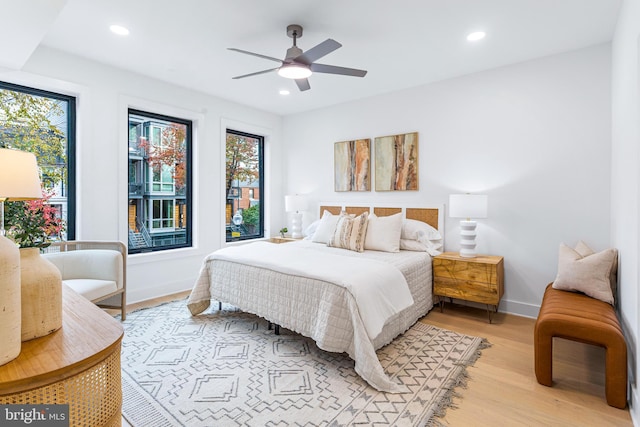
20;247;63;341
0;236;21;365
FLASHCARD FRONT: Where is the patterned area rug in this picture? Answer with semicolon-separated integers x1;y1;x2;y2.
120;299;488;427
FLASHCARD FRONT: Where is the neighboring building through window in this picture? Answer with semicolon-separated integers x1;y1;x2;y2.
128;109;192;253
226;129;264;242
0;81;76;241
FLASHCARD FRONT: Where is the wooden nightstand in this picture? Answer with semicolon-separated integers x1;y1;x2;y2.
433;252;504;323
269;237;300;244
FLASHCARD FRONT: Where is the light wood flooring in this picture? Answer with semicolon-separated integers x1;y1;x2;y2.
117;295;632;427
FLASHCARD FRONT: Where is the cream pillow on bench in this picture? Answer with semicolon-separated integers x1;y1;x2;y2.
552;241;618;305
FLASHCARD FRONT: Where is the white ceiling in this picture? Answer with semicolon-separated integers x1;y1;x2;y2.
3;0;622;116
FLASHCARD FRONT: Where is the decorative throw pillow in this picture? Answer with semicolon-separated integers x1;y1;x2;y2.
328;212;369;252
552;241;618;305
311;211;343;244
364;212;402;252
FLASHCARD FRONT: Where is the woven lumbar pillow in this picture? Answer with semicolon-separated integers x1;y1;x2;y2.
552;241;618;304
328;212;369;252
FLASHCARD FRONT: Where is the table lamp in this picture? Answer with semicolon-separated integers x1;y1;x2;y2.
284;194;308;239
449;194;488;258
0;147;43;365
0;148;43;236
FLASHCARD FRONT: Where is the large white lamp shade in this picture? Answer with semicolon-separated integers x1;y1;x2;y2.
0;148;43;235
449;194;488;258
284;194;308;239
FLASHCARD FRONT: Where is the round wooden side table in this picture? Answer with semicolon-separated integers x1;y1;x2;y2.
0;285;124;426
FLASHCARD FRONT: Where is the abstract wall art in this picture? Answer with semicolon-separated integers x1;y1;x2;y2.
374;132;419;191
334;139;371;192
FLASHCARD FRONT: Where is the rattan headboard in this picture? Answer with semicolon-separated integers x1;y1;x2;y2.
318;204;441;231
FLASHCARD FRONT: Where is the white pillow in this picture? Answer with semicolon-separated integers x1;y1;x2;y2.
303;219;320;239
552;241;618;305
400;239;427;252
401;219;441;241
328;212;369;252
311;211;342;244
364;213;402;252
400;219;443;255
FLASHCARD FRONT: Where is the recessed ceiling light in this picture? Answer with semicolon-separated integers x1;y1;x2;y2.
467;31;486;42
279;90;290;96
110;25;130;36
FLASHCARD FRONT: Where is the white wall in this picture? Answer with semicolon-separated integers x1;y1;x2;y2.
611;0;640;422
1;46;284;303
283;44;612;318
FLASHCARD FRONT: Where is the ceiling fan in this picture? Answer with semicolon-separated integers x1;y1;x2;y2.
228;24;367;92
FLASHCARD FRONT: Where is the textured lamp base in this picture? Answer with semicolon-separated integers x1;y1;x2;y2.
459;220;478;258
291;212;303;239
0;235;21;366
20;248;62;341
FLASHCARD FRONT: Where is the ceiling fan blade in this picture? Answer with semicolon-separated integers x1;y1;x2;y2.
228;48;284;64
295;78;311;91
232;68;279;79
295;39;342;65
310;63;367;77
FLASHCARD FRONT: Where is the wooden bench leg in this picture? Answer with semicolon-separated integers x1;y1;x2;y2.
534;321;553;387
605;344;628;409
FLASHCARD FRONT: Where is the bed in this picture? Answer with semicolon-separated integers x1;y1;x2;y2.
187;205;443;393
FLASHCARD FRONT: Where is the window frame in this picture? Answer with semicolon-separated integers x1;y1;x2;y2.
0;80;77;241
225;128;265;243
128;108;192;254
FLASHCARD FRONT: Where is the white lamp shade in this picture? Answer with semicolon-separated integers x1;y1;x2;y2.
449;194;488;219
0;148;43;200
284;194;308;213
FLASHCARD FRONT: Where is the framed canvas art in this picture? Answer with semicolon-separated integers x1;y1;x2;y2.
374;132;419;191
334;139;371;192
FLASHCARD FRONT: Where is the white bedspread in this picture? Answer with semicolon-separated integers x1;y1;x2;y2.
204;241;413;339
188;240;433;393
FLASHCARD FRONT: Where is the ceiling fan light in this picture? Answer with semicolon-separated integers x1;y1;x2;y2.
467;31;486;42
278;65;312;79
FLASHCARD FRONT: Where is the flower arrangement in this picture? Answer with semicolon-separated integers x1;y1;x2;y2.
279;227;288;238
4;191;65;249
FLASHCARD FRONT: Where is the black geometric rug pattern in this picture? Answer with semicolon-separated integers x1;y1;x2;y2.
120;299;488;426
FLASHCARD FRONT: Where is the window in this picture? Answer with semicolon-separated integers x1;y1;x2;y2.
0;81;76;240
128;109;192;253
226;129;264;242
150;199;174;230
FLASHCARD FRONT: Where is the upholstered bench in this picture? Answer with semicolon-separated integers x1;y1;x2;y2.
534;283;627;409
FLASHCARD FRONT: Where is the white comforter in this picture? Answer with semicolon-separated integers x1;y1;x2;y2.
200;241;413;339
188;240;432;393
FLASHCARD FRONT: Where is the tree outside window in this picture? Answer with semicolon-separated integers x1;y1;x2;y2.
0;82;76;241
128;110;191;253
226;130;264;242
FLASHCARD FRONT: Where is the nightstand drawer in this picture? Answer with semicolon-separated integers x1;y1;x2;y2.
434;276;499;304
433;257;501;284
